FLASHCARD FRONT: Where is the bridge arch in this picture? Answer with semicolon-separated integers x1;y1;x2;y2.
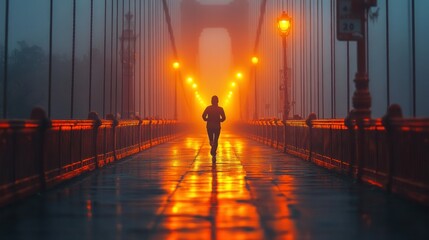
180;0;249;76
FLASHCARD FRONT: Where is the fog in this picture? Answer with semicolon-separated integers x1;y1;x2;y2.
1;0;429;120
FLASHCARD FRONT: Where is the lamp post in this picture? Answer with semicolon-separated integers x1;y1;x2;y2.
235;71;243;120
120;12;136;118
251;56;259;120
277;11;291;121
172;61;180;120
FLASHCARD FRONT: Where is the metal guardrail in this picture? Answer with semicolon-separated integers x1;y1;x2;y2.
240;114;429;205
0;109;179;206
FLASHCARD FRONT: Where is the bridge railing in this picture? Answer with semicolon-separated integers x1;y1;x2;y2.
0;110;180;206
240;115;429;204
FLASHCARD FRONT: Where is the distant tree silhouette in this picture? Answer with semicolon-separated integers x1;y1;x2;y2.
1;40;114;119
7;41;48;118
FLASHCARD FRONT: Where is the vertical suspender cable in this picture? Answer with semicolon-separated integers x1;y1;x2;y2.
157;2;161;117
164;4;167;118
309;0;313;113
153;2;156;118
127;0;130;117
333;0;337;118
271;3;275;117
158;2;161;118
127;0;131;117
138;0;141;117
411;0;416;116
115;0;119;115
162;0;178;118
385;0;390;108
146;0;150;117
153;0;156;117
121;0;124;117
155;2;159;118
89;0;94;112
316;0;322;117
366;2;370;107
103;0;107;117
161;0;179;118
301;2;307;117
291;1;298;116
276;3;280;117
160;2;163;118
253;0;267;58
134;0;137;116
321;0;324;118
305;0;309;115
148;0;152;117
253;0;267;117
161;3;164;118
330;0;334;118
300;1;304;116
48;0;53;117
3;0;9;118
143;1;147;117
347;41;350;113
151;1;155;117
110;0;114;115
71;0;76;118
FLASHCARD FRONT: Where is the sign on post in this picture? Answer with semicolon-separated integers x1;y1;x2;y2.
337;0;364;41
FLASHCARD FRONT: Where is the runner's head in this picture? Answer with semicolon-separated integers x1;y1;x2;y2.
211;95;219;105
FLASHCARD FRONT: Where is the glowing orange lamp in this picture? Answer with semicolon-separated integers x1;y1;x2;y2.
277;11;291;36
251;56;259;65
172;61;180;70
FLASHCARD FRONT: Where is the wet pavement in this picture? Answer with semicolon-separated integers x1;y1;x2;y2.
0;132;428;240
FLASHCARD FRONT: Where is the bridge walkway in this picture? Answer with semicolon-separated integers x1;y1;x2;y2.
0;132;428;239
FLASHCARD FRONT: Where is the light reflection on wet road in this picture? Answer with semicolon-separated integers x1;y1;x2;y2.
0;132;428;239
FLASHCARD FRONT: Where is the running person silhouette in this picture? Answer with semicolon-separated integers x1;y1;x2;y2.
202;95;226;158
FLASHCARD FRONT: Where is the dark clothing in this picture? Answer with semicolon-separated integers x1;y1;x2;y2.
207;128;220;156
202;105;226;129
202;105;226;157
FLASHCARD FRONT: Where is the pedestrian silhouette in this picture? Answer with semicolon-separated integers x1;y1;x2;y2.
202;95;226;160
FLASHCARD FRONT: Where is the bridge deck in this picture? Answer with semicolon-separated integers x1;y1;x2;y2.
1;132;428;239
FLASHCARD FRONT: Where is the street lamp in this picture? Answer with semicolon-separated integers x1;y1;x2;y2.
251;56;259;65
235;72;244;120
120;12;137;118
172;61;180;70
172;60;180;120
251;56;259;120
187;76;193;84
236;72;243;80
277;11;291;121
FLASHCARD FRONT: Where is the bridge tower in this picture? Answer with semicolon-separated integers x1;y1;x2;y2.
180;0;249;77
120;12;137;119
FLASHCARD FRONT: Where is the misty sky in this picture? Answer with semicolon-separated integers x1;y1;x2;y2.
199;28;231;102
1;0;429;119
197;0;233;5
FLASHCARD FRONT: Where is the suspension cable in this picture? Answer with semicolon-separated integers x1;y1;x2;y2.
161;0;178;58
2;0;9;118
253;0;267;54
411;0;416;116
89;0;94;112
48;0;53;117
110;0;114;115
71;0;76;118
103;0;107;117
115;0;118;115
